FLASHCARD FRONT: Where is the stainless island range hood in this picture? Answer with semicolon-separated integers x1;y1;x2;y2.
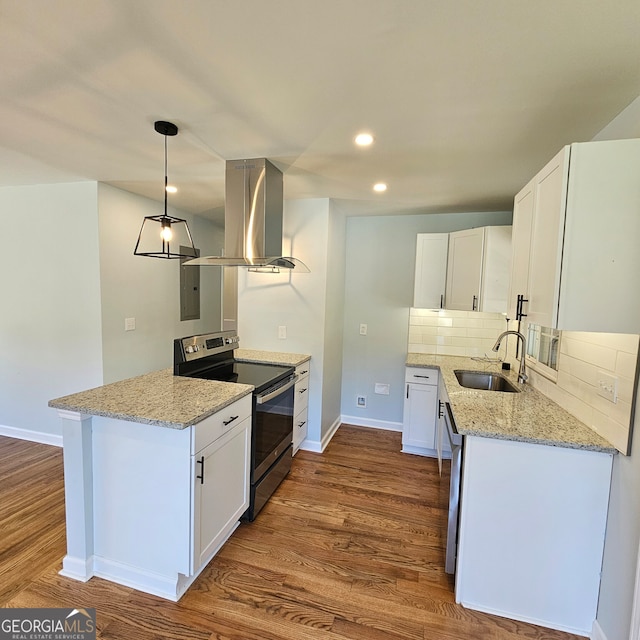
184;158;309;272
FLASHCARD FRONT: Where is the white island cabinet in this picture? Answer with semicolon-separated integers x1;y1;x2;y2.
50;372;253;602
456;435;613;636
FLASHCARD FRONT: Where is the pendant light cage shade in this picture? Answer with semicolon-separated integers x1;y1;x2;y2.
134;213;198;259
134;120;198;259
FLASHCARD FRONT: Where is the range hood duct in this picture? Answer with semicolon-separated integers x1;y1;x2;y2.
184;158;309;272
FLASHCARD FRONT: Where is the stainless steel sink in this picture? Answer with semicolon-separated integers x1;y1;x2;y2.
454;369;520;393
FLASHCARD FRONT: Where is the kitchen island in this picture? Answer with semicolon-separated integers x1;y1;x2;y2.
49;369;254;601
407;354;615;637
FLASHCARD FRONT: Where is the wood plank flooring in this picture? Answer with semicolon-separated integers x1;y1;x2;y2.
1;426;584;639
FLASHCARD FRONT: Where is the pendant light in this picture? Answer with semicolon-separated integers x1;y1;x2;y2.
133;121;198;259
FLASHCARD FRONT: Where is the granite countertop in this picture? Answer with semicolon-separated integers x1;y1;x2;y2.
49;368;253;430
407;354;616;454
235;348;311;367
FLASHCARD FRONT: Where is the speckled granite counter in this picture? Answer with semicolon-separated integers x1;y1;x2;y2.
407;354;615;453
48;368;253;429
235;348;310;367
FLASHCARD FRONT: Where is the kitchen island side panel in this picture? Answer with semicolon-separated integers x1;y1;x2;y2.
456;435;613;636
92;417;193;577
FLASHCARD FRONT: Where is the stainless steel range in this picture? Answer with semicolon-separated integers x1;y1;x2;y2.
173;330;296;521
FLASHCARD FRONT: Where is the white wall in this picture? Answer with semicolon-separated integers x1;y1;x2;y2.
592;94;640;640
98;184;224;383
320;202;347;440
340;211;512;429
238;198;346;448
0;183;104;441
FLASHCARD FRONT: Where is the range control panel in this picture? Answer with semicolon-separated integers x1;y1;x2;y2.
176;331;240;362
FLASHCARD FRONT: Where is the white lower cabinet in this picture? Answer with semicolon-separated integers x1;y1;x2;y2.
402;367;438;457
85;394;252;601
293;361;310;454
192;412;251;572
456;436;613;636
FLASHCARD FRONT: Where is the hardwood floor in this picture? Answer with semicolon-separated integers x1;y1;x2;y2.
1;426;584;640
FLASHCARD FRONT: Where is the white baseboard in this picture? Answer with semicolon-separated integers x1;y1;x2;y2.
299;416;342;454
590;619;607;640
60;555;94;582
300;416;402;454
92;556;189;602
0;424;62;447
340;415;402;432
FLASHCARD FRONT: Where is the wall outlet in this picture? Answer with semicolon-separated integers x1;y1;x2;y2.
278;325;287;339
596;370;618;403
374;383;390;395
359;323;368;336
124;317;136;331
356;395;367;408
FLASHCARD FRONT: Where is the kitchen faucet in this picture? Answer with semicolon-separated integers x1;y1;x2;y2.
492;330;528;384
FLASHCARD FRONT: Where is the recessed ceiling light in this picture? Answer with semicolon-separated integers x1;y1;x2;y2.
166;185;178;193
355;132;374;146
373;183;387;193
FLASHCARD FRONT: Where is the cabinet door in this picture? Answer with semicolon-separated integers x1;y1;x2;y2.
480;226;512;313
445;228;484;311
414;233;449;309
402;382;438;453
527;147;570;328
507;181;535;319
192;417;250;572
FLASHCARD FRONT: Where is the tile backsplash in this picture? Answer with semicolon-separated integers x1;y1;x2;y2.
408;307;639;455
527;330;639;454
408;308;509;357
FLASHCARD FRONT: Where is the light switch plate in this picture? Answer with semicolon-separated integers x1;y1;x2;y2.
278;325;287;339
124;317;136;331
359;323;368;335
374;383;390;395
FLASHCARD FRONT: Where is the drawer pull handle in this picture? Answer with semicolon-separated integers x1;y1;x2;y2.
223;415;239;426
438;400;444;419
299;369;309;375
414;375;430;379
298;388;308;394
297;421;306;428
196;456;205;484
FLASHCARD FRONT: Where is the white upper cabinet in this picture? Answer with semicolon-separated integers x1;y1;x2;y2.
413;233;449;309
445;226;512;312
527;146;571;328
507;179;535;320
445;228;485;311
510;139;640;333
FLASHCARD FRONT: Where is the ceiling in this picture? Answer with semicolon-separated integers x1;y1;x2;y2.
1;0;639;220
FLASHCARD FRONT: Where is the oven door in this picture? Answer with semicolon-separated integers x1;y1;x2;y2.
253;374;297;481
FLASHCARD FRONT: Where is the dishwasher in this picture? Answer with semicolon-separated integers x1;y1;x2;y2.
443;401;464;575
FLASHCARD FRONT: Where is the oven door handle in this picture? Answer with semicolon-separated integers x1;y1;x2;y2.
256;374;299;404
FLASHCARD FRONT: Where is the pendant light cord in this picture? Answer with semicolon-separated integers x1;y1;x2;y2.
164;134;168;216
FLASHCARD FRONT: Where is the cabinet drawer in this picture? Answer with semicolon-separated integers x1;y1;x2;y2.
294;381;309;415
192;394;252;455
405;367;438;385
293;406;309;454
295;361;310;381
